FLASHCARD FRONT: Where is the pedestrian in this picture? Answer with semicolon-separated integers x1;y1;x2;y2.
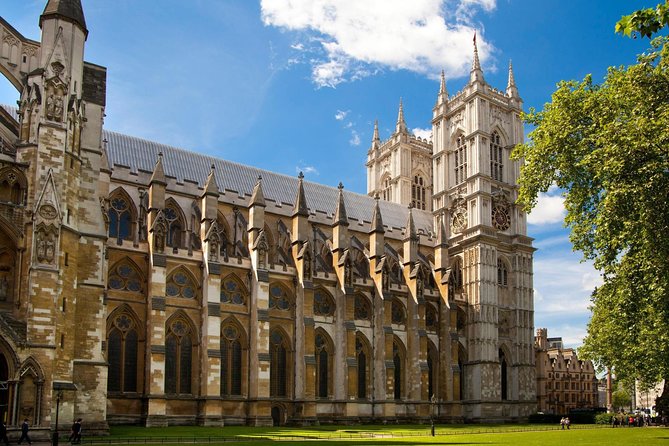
565;417;571;430
560;417;565;430
0;421;8;446
68;418;82;444
17;419;31;445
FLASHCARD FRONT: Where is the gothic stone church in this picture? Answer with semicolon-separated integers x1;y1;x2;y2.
0;0;536;431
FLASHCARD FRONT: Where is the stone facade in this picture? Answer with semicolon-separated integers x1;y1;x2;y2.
535;328;599;414
0;0;536;429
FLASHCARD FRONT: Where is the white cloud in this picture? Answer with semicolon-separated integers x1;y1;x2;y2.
335;109;349;121
349;130;361;146
261;0;496;87
527;191;566;225
412;127;432;141
296;164;319;175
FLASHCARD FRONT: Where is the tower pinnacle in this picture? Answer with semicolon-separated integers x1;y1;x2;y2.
395;98;408;134
506;60;519;98
437;69;448;105
372;120;381;149
470;31;485;84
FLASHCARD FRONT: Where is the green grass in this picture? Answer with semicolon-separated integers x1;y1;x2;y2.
79;424;669;445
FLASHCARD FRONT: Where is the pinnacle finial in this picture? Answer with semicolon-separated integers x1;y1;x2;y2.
437;69;448;105
395;98;407;134
333;183;348;226
470;30;485;84
370;195;384;234
150;151;167;185
404;205;417;241
250;174;266;207
472;31;481;71
293;172;309;217
506;59;519;98
203;162;219;196
372;120;380;147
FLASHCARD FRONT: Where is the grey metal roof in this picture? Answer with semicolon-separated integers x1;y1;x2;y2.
1;105;18;121
103;130;434;234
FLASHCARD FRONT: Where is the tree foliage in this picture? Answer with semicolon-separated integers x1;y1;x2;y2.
512;35;669;388
616;0;669;38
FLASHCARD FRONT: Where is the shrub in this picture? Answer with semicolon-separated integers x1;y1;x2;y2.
595;413;615;425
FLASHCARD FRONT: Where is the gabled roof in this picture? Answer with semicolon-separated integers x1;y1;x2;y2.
103;130;434;234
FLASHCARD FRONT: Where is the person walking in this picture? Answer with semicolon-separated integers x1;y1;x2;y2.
0;421;8;446
69;419;82;444
17;419;31;445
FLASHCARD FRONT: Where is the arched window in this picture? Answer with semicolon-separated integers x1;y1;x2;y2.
269;283;291;310
107;312;139;393
165;317;194;395
391;299;406;325
490;131;503;182
313;288;335;317
220;275;246;305
393;339;404;400
497;259;508;286
354;294;371;321
449;259;463;296
454;135;467;184
166;267;198;299
164;200;185;249
499;348;508;400
412;175;427;210
356;334;370;399
221;322;243;396
270;329;289;397
315;331;332;399
428;342;438;399
382;176;392;201
108;190;135;242
108;259;143;293
0;168;26;205
425;304;438;332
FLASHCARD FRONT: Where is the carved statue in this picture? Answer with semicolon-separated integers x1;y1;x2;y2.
46;93;55;120
154;226;165;254
138;189;148;241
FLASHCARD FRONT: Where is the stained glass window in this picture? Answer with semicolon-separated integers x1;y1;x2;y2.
107;313;138;393
166;269;197;299
108;261;143;293
165;318;193;395
269;284;291;310
220;277;246;305
313;289;335;317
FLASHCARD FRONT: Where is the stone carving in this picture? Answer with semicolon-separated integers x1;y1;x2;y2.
35;225;57;265
138;189;148;241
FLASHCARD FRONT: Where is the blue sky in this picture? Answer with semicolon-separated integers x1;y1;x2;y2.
0;0;656;348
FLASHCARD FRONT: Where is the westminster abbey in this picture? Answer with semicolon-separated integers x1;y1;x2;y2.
0;0;535;432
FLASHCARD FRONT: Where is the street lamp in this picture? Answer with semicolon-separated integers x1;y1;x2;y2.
52;382;77;446
52;390;63;446
430;395;437;437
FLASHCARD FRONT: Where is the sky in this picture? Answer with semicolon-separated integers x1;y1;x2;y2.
0;0;657;349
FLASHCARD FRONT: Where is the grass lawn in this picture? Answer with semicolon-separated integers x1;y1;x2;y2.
81;424;669;445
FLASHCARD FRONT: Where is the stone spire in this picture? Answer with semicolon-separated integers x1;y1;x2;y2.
470;31;485;84
506;60;519;98
40;0;87;35
292;172;309;217
250;175;266;207
437;213;448;247
203;164;219;197
371;120;381;149
149;152;167;186
333;182;349;227
369;195;384;234
404;205;418;242
437;69;448;105
395;98;408;134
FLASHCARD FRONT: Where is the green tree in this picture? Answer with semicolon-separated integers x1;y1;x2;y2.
612;387;632;412
512;35;669;392
616;0;669;38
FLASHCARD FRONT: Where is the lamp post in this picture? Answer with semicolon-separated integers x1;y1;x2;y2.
52;390;62;446
430;395;437;437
